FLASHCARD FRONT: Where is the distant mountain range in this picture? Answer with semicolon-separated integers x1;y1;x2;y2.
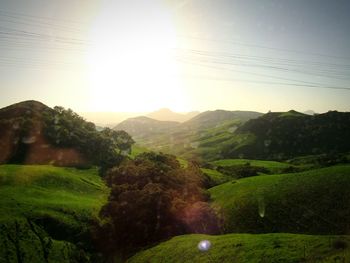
115;109;263;160
115;109;350;162
2;101;349;163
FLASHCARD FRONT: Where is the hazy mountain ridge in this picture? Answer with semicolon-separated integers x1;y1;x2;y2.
146;108;200;122
115;109;350;162
114;116;180;138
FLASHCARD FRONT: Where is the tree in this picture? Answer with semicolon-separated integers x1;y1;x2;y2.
93;152;220;258
43;106;134;172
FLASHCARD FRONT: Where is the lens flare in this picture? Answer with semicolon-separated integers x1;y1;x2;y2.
198;240;211;252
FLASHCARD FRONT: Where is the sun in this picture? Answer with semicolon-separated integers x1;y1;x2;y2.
85;0;187;112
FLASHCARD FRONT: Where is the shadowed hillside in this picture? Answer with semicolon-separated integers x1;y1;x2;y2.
221;110;350;160
0;101;134;170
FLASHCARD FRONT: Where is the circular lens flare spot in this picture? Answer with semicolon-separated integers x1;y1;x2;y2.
198;240;211;252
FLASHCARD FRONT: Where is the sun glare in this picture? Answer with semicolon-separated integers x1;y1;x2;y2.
86;0;187;112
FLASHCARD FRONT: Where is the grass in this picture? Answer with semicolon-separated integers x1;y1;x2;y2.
128;233;350;263
0;165;108;221
130;144;149;158
0;164;109;262
200;168;231;186
210;165;350;234
211;158;293;173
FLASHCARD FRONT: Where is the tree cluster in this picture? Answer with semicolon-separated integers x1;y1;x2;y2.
43;106;134;171
93;152;220;257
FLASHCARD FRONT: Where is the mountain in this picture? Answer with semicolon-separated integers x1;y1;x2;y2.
114;116;180;139
303;109;316;115
182;110;263;129
221;110;350;160
80;111;143;127
116;110;263;161
146;108;199;122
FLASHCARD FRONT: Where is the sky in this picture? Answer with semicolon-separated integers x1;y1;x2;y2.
0;0;350;114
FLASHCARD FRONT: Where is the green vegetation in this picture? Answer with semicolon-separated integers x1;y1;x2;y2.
128;233;350;263
115;110;262;162
210;165;350;234
93;152;219;258
43;106;134;171
0;164;109;262
129;144;149;158
222;111;350;160
211;158;293;174
200;168;231;186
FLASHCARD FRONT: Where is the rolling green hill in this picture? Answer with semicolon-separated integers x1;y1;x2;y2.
211;158;295;174
0;164;109;262
128;233;350;263
210;165;350;234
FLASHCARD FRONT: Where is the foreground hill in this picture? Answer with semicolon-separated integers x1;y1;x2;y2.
210;165;350;234
222;110;350;159
0;164;109;262
128;233;350;263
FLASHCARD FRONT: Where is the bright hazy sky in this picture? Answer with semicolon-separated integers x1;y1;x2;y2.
1;0;350;113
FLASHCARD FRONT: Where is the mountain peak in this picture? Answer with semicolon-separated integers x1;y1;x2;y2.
147;108;199;122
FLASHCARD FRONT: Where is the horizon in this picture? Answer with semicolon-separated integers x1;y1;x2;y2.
1;0;350;113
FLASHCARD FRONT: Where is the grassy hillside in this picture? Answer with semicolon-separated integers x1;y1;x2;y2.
211;158;294;174
0;165;109;262
128;233;350;263
210;165;350;234
201;168;231;186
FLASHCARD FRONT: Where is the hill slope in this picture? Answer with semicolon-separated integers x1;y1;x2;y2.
0;164;109;262
0;100;133;169
128;233;350;263
210;165;350;234
182;110;262;130
0;101;89;166
222;110;350;159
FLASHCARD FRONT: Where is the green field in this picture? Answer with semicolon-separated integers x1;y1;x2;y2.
0;165;109;262
128;233;350;263
130;144;149;158
210;165;350;234
200;168;231;186
211;158;294;173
